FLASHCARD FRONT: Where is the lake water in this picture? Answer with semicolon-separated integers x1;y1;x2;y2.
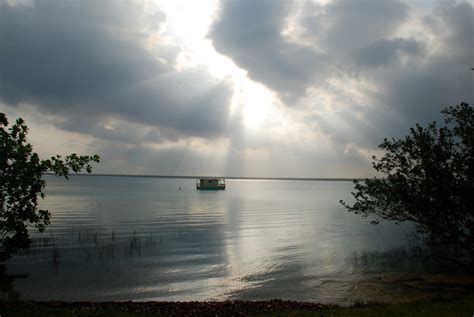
6;175;436;304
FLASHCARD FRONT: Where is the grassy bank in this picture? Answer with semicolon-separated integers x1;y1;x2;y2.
1;296;473;317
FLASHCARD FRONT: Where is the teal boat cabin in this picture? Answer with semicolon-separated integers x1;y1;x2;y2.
196;178;226;190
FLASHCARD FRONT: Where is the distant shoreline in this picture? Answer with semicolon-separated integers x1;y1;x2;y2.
45;173;363;182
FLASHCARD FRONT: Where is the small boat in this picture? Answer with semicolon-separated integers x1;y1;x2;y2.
196;178;226;190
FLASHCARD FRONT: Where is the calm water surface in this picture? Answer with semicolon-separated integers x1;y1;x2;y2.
6;176;428;303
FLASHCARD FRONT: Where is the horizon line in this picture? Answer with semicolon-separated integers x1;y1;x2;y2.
45;173;365;182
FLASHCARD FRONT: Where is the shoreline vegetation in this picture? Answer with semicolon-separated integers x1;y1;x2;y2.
44;173;364;182
1;295;474;317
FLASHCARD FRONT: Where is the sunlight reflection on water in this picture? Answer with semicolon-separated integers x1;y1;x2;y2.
6;176;435;304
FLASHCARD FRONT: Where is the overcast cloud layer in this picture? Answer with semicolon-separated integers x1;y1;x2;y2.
0;0;473;177
0;1;232;140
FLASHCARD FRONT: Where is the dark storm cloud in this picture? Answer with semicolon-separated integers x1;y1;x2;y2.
372;1;474;127
329;0;473;148
210;0;473;151
0;0;232;140
210;0;327;103
354;38;425;68
430;1;474;62
318;0;409;53
210;0;409;103
90;140;226;176
54;113;171;145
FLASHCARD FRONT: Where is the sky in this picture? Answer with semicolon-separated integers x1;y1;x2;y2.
0;0;473;178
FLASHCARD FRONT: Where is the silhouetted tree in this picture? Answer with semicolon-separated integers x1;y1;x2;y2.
0;113;100;271
341;103;473;263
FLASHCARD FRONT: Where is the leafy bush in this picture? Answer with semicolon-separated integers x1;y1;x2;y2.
341;103;473;262
0;113;99;270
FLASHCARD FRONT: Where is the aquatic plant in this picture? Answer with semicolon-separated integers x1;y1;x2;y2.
17;228;160;270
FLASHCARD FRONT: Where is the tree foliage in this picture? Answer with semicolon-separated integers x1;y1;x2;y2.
341;103;473;260
0;113;100;268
